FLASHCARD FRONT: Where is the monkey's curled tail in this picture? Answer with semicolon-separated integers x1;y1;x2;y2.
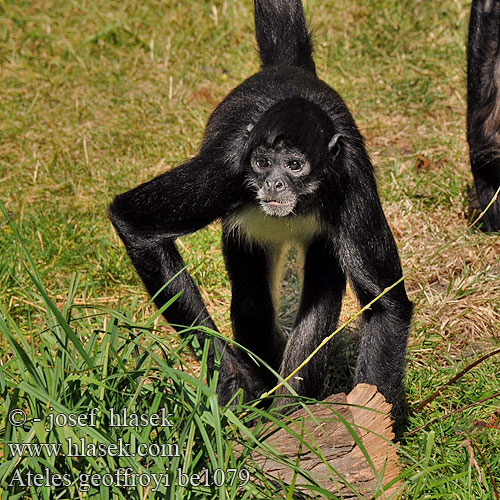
254;0;315;73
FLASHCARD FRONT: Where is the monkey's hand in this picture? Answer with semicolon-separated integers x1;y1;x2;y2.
217;348;268;408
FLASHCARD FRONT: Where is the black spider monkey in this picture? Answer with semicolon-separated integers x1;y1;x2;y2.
109;0;413;414
468;0;500;232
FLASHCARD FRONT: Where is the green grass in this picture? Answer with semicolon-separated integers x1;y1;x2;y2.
1;0;500;498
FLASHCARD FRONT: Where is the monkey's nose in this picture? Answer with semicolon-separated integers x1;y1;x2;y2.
265;179;285;192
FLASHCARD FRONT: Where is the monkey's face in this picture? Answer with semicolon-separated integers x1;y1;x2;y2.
248;142;319;217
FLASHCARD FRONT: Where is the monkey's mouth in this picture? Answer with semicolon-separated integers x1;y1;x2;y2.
260;198;295;216
265;199;290;206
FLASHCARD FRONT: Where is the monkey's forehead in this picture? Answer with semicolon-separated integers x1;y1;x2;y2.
251;141;306;156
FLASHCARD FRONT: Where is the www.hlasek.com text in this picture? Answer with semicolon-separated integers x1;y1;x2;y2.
8;437;180;458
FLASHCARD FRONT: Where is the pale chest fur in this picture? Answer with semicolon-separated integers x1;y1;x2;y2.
225;205;321;247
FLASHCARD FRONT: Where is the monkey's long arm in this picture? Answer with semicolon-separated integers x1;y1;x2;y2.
108;156;262;405
109;156;244;332
335;155;413;413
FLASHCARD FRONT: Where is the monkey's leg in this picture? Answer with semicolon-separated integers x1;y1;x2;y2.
276;238;346;408
222;227;286;388
468;0;500;231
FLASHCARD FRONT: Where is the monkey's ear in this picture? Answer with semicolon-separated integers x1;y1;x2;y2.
246;123;254;133
328;133;342;156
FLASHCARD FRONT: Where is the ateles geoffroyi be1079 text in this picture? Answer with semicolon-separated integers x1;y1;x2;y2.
109;0;413;414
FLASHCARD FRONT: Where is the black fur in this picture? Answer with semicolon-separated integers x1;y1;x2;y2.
245;98;337;165
109;0;413;414
467;0;500;231
255;0;315;73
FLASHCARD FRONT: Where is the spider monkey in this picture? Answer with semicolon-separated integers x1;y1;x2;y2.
468;0;500;231
109;0;413;414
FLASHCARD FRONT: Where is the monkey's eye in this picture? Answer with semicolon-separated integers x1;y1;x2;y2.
255;157;271;168
287;160;303;171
